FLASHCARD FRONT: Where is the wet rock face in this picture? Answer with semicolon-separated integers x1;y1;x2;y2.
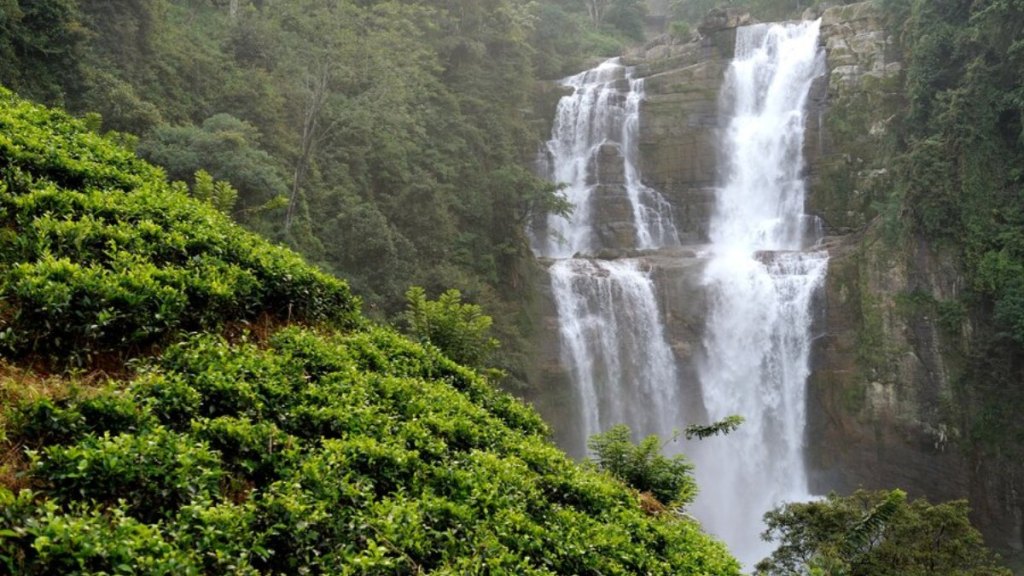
808;0;963;517
820;2;902;95
808;236;970;504
698;7;754;35
630;22;737;244
805;2;903;235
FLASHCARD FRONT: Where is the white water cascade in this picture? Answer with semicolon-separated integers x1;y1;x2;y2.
550;259;681;445
691;20;828;567
536;59;679;259
536;59;683;454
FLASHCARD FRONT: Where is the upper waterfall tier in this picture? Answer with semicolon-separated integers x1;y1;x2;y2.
710;22;826;253
533;59;680;258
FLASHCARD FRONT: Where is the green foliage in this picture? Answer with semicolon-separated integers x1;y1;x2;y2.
15;390;154;447
0;491;199;575
0;0;616;383
0;88;359;364
667;0;719;25
866;0;1024;476
684;414;744;440
889;0;1024;340
190;169;237;214
136;114;287;214
30;428;224;523
669;0;850;23
0;0;86;106
587;424;698;507
0;329;740;575
603;0;649;41
404;286;500;370
757;489;1010;576
318;190;415;312
670;20;694;42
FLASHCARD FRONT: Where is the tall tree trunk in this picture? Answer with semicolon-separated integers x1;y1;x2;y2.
285;62;330;233
584;0;607;28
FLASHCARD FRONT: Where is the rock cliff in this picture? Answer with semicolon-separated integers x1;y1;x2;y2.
630;8;748;243
804;2;1022;564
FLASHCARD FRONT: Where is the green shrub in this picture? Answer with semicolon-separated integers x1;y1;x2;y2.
248;480;336;574
191;416;296;484
3;329;740;574
0;88;157;192
29;427;223;523
2;496;200;575
13;398;88;446
587;424;698;507
404;285;500;370
171;501;261;575
13;390;155;448
669;20;692;42
131;372;202;431
758;489;1011;576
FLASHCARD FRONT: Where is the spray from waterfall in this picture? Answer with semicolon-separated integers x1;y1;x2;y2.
691;20;827;568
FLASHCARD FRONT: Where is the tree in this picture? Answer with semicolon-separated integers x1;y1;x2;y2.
0;0;86;105
604;0;648;41
757;489;1011;576
587;424;698;507
580;0;645;35
403;286;500;370
582;0;612;28
136;113;287;215
319;191;415;313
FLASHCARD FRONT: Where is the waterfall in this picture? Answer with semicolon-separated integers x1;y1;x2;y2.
536;25;827;566
537;59;682;455
537;59;679;259
691;20;827;567
550;259;681;447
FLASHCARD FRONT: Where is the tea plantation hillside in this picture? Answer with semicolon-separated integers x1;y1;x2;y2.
0;89;740;574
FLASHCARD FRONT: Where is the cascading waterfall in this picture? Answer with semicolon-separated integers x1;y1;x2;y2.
538;28;827;564
691;20;827;567
538;59;679;258
550;259;680;445
623;76;680;250
537;59;682;455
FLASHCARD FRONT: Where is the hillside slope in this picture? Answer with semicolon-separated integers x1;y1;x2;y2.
0;89;739;575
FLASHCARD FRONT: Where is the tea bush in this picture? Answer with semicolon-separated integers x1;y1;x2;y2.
1;330;741;574
0;88;360;364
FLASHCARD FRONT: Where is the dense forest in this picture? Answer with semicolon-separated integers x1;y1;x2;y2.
0;0;874;383
0;0;659;386
2;0;1023;573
